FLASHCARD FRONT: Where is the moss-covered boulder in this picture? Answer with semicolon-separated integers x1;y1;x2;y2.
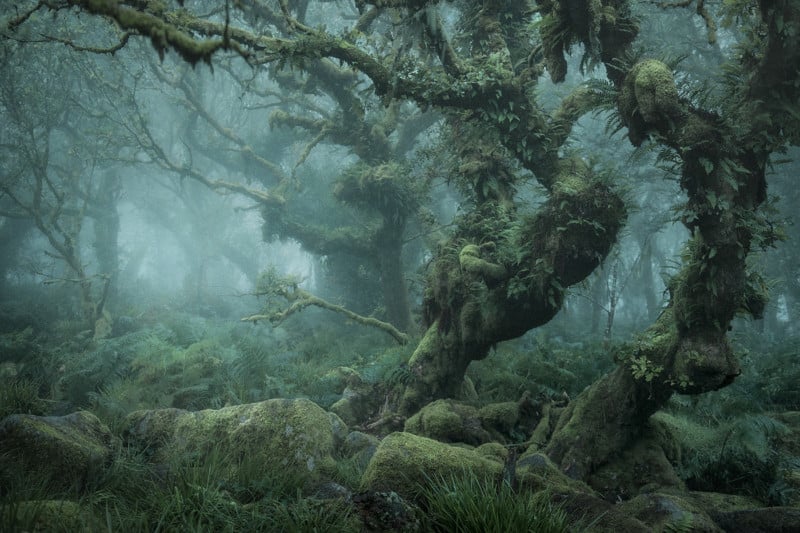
342;430;380;470
328;368;381;426
122;398;347;486
587;437;685;501
361;432;503;497
515;451;594;496
617;492;722;532
0;411;119;492
403;399;492;445
709;507;800;532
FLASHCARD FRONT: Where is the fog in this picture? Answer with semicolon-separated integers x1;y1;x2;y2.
2;1;799;529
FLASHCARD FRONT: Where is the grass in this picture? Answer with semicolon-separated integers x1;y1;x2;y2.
417;470;568;533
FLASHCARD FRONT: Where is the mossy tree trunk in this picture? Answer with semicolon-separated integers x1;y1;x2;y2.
400;167;626;414
542;0;800;480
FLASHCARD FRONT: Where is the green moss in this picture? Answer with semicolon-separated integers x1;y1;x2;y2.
478;401;519;434
124;399;346;488
0;411;118;493
361;431;503;497
459;244;507;281
404;399;465;441
632;60;680;123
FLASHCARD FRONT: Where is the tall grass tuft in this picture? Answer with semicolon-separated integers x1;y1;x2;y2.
417;470;568;533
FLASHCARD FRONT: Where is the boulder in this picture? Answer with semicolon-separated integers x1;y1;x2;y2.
0;411;118;492
361;431;502;497
122;398;347;486
403;399;492;445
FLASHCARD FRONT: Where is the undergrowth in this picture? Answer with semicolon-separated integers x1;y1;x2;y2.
417;470;568;533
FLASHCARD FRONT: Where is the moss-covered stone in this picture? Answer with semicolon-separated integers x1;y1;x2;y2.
360;431;502;497
587;438;685;501
0;411;119;492
403;399;492;445
617;492;722;532
123;398;347;486
478;401;519;435
474;441;508;464
515;451;594;496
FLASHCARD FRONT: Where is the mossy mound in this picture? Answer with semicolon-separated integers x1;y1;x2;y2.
0;410;119;493
360;431;503;497
403;399;492;445
617;492;722;532
123;398;347;487
587;437;685;501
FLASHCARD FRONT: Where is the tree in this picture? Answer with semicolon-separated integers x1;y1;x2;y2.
5;0;799;483
0;40;122;333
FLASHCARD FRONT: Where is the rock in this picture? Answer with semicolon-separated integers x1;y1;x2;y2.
0;411;119;493
329;369;382;426
709;507;800;532
555;492;651;532
515;451;594;496
403;399;492;445
618;492;723;532
478;401;519;435
361;431;502;497
351;490;420;532
587;437;685;501
122;398;347;487
342;430;380;469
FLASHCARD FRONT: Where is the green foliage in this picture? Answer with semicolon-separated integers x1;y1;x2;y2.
262;497;357;532
468;335;616;402
680;414;794;505
662;393;799;506
0;378;48;419
417;470;568;533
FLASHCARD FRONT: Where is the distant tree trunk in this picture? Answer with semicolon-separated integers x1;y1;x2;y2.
0;217;33;295
377;226;413;333
92;172;121;307
639;239;660;322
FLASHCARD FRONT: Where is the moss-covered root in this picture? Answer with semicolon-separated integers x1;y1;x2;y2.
544;366;669;480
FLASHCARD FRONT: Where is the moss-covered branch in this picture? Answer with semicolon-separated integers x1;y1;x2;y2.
242;270;409;345
65;0;241;65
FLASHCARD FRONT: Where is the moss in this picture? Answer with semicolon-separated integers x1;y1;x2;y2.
616;492;720;531
0;411;118;492
478;401;519;434
474;441;508;464
515;451;594;495
404;399;491;445
404;399;464;440
124;399;347;487
587;437;685;501
619;59;680;143
458;244;507;282
632;60;680;123
360;431;503;497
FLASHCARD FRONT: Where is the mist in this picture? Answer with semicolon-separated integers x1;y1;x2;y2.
2;1;799;530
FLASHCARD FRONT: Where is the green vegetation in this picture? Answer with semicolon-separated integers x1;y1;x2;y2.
417;471;568;533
